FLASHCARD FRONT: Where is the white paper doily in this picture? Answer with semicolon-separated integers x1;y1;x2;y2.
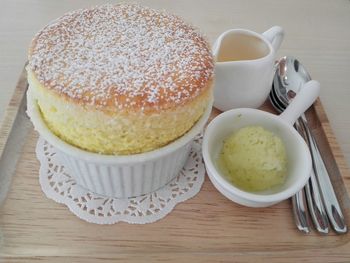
36;135;205;224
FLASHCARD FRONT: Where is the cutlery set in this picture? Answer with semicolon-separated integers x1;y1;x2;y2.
269;56;347;234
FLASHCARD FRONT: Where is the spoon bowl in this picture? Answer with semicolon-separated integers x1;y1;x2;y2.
273;56;312;108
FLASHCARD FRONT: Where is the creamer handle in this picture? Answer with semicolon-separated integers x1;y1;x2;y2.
262;26;284;51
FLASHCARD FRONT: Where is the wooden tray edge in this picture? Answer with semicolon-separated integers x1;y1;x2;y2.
1;65;350;256
313;99;350;180
0;66;28;158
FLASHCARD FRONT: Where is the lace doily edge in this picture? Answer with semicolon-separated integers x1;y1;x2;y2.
36;137;205;224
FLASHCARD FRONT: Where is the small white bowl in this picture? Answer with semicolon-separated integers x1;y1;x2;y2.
202;80;320;207
27;89;213;198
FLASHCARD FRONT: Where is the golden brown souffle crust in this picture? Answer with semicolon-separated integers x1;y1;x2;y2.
27;4;214;154
28;4;214;114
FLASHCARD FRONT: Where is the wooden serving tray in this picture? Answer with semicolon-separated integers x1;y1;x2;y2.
1;68;350;262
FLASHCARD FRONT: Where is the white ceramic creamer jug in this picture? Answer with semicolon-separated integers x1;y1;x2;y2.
212;26;284;111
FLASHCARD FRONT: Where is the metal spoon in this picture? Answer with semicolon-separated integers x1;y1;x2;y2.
272;56;347;234
270;83;311;233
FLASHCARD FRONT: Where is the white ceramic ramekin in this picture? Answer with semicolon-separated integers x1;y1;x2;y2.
203;80;320;207
203;108;311;207
27;89;212;198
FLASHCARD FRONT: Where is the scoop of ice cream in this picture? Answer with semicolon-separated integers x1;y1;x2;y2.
217;125;287;192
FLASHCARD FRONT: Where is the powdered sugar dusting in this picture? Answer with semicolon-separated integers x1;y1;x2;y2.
29;4;213;112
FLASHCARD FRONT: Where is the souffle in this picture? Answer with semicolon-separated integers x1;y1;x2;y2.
27;4;214;155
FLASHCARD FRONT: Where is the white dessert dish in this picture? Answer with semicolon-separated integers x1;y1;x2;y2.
203;80;320;207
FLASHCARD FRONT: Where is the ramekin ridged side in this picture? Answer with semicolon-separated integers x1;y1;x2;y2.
27;88;212;198
56;142;192;197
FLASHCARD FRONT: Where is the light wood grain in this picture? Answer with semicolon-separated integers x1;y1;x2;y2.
0;67;349;262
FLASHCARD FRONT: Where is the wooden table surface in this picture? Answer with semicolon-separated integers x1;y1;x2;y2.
1;0;350;262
